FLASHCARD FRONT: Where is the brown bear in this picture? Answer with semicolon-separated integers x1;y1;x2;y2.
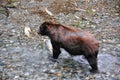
38;21;100;73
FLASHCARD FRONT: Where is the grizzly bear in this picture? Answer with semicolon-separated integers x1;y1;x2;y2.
38;21;99;73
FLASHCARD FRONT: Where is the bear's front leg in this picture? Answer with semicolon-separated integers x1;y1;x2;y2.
85;55;99;73
49;41;61;62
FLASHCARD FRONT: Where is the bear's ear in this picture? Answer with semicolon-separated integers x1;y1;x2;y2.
49;20;55;24
41;21;50;28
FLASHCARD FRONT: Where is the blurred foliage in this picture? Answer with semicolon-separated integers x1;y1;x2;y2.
49;0;77;15
0;0;15;6
0;0;16;17
74;21;83;28
116;0;120;15
0;6;9;17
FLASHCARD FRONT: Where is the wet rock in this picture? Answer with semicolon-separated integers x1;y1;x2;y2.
14;75;19;79
102;48;107;51
24;72;30;76
0;60;6;66
115;48;120;52
116;74;120;80
108;77;117;80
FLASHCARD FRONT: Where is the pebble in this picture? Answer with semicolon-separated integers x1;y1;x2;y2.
50;70;56;73
102;48;107;51
92;9;96;12
42;68;48;72
115;48;120;52
10;40;14;43
24;72;30;76
102;39;106;42
14;75;19;79
91;25;96;28
116;75;120;80
0;66;4;71
54;72;62;77
85;77;90;80
108;77;117;80
2;48;7;51
11;29;16;33
117;44;120;47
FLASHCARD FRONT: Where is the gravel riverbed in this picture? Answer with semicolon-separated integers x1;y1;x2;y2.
0;0;120;80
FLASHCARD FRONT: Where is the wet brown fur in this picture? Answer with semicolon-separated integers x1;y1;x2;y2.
38;21;100;73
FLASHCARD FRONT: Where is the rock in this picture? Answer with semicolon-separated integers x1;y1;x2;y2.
24;72;30;76
116;74;120;80
50;70;56;73
108;77;117;80
91;25;96;28
54;72;62;77
92;9;96;12
102;48;107;51
115;48;120;52
117;44;120;47
14;75;19;79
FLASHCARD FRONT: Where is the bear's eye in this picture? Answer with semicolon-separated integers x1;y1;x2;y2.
42;25;47;31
